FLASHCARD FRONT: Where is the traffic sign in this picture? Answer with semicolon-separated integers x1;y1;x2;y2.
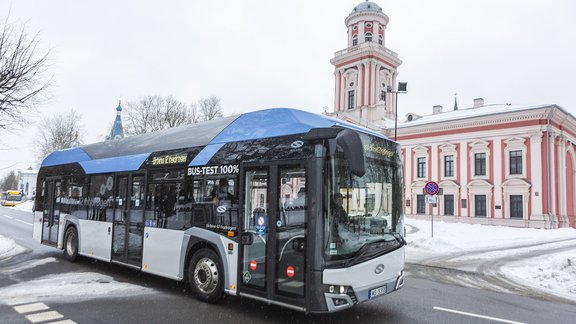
424;181;439;195
425;195;438;204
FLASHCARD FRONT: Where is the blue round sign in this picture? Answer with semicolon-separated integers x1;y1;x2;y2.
425;181;439;195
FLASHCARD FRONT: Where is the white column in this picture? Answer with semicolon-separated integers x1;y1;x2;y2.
362;62;368;108
530;132;544;219
557;137;567;217
334;70;340;112
460;140;469;217
405;146;413;215
493;137;503;218
359;22;365;44
347;26;353;47
340;70;346;111
374;63;380;105
550;133;557;216
371;63;378;106
356;64;362;108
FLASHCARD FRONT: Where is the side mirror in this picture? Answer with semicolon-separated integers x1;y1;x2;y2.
336;129;365;177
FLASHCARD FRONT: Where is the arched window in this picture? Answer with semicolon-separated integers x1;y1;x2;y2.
352;35;358;46
365;33;372;42
378;35;383;45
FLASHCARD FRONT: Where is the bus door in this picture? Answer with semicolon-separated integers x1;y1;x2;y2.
239;164;307;307
42;179;62;246
112;174;145;266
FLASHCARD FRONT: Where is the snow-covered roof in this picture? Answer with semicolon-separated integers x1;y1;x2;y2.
398;103;554;129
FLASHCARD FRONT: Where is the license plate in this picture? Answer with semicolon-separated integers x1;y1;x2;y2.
369;285;387;299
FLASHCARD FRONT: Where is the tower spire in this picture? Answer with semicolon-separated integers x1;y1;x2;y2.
454;92;459;111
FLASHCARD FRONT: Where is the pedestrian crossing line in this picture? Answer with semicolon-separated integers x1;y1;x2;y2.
5;297;38;306
13;302;49;314
25;311;64;323
46;320;77;324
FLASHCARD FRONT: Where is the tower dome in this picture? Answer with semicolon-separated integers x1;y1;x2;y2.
351;1;383;14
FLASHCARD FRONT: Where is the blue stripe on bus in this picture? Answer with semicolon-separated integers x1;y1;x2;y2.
41;147;92;167
189;143;225;167
210;108;335;144
79;153;151;174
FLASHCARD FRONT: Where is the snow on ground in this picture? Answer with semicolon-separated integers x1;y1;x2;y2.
12;200;34;212
0;272;154;303
0;235;26;259
405;217;576;302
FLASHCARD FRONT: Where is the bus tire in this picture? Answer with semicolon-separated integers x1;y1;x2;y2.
63;226;79;262
188;248;224;303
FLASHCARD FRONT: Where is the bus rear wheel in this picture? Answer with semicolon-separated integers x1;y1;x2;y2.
188;248;224;303
64;226;79;262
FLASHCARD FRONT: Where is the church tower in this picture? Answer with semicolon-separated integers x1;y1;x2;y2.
107;101;125;140
330;1;402;125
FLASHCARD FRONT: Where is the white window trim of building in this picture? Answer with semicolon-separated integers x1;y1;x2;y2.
439;180;459;216
467;179;493;218
469;140;490;180
504;137;527;179
502;178;531;220
440;143;458;181
413;145;429;180
411;180;427;215
343;69;358;110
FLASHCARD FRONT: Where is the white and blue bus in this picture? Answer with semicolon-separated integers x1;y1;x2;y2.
33;108;405;313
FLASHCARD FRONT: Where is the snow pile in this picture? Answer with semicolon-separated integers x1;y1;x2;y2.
0;235;26;259
0;272;154;302
502;251;576;300
405;217;576;302
405;218;576;262
12;200;34;212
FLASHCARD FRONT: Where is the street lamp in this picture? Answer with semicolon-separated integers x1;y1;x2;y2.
387;82;407;141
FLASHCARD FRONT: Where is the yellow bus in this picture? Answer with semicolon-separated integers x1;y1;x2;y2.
1;190;23;207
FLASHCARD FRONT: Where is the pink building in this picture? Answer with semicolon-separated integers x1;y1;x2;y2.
327;1;576;228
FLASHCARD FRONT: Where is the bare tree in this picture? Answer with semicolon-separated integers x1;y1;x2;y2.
35;109;83;162
198;96;223;121
0;170;18;190
0;17;51;130
189;102;201;124
124;95;194;135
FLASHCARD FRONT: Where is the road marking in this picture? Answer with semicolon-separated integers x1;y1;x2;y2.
15;218;33;226
48;320;77;324
5;297;37;306
25;311;64;323
2;215;14;219
433;306;526;324
13;302;49;314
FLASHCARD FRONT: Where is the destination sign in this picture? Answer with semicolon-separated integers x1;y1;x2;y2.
188;164;240;176
151;154;188;166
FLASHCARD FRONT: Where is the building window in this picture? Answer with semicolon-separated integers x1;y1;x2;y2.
352;35;358;46
380;90;386;102
444;155;454;177
474;153;486;176
347;90;355;109
417;195;425;214
417;157;426;178
378;36;383;45
365;32;372;42
509;150;522;175
510;195;523;218
444;194;454;215
475;195;487;217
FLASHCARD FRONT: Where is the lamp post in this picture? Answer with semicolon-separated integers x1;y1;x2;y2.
387;82;407;141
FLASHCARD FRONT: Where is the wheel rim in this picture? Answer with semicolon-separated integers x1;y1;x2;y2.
66;231;76;255
193;257;219;294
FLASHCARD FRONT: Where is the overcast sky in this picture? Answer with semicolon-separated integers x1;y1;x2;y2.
1;0;575;176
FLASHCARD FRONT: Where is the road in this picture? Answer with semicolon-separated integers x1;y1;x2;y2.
1;206;575;324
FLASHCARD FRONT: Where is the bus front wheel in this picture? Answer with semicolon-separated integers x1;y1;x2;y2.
188;248;224;303
64;226;79;262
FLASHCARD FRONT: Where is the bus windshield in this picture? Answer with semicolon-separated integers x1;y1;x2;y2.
324;135;403;262
6;192;22;201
